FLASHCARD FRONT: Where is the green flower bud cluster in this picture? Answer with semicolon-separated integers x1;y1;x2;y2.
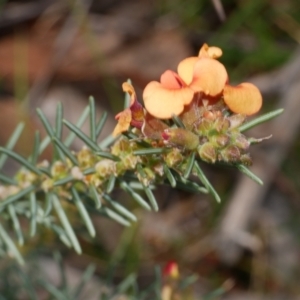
160;104;254;167
195;109;252;165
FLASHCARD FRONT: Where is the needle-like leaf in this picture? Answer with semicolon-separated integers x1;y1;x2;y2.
29;192;37;237
0;122;24;169
239;108;284;132
63;119;99;151
103;194;137;222
0;223;24;265
52;194;82;254
71;187;96;237
8;204;24;245
194;162;221;203
237;164;263;185
89;96;96;142
0;148;42;175
96;111;108;138
120;182;151;211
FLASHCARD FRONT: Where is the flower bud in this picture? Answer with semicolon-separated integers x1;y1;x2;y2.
95;159;116;178
214;118;230;133
196;119;212;134
71;166;84;180
228;114;246;129
77;147;96;168
111;139;133;156
234;134;250;151
16;169;38;186
163;261;179;279
198;142;217;163
137;167;155;186
212;134;230;148
220;145;240;163
122;154;140;170
153;162;164;176
240;154;252;166
164;148;183;167
162;128;199;150
51;161;68;179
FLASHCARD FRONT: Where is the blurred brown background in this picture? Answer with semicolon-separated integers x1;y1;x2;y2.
1;0;300;299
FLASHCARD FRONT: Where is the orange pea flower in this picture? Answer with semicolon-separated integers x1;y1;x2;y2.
223;83;262;115
112;82;144;136
143;44;228;119
143;44;262;119
143;70;194;119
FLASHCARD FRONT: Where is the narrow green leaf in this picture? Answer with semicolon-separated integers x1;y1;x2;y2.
29;192;37;237
124;131;138;139
55;102;63;139
178;274;198;290
239;108;284;132
73;264;96;298
117;273;137;293
0;122;24;169
103;194;137;222
124;132;150;147
203;287;227;300
0;173;17;185
89;96;96;142
64;106;90;147
136;163;147;178
52;137;78;165
38;136;51;155
133;148;167;155
0;185;35;208
106;175;116;193
143;186;158;212
184;152;195;179
194;162;221;203
163;164;176;187
31;131;40;165
53;176;74;186
99;134;118;149
101;207;131;227
17;267;39;300
120;182;151;211
44;193;53;217
237;164;263;185
171;114;185;128
95;151;120;161
71;187;96;238
48;223;71;248
36;108;55;136
176;179;208;194
154;266;162;298
89;185;101;209
39;167;51;177
63;119;99;151
96;111;108;138
83;167;95;175
129;181;155;190
52;194;82;254
53;251;68;292
8;204;24;246
0;223;24;265
0;147;42;175
38;281;68;300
